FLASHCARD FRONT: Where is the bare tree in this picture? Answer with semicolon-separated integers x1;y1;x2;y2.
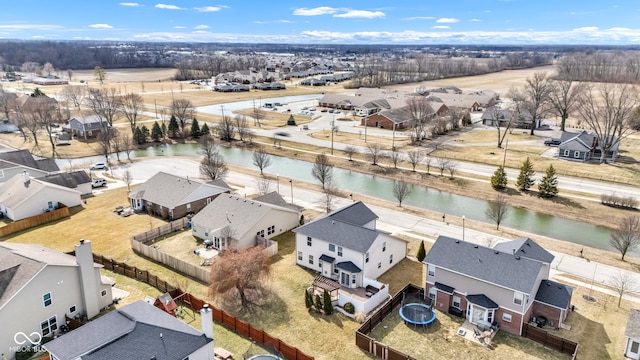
252;147;272;175
446;161;458;179
110;130;123;162
575;83;639;164
389;148;401;168
94;66;106;84
119;92;144;135
321;179;339;213
424;156;432;174
366;143;384;165
170;98;195;130
60;85;87;109
86;88;120;160
485;194;509;230
256;177;272;196
609;271;637;308
121;132;134;162
217;114;235;141
29;95;61;157
209;246;271;311
343;145;358;161
407;149;424;172
123;169;133;192
311;154;333;189
199;135;228;180
522;72;552;135
42;62;55;76
406;96;434;143
393;181;412;207
548;79;587;131
436;157;450;176
234;115;251;142
610;215;640;261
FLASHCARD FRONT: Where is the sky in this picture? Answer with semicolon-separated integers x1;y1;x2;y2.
2;1;640;45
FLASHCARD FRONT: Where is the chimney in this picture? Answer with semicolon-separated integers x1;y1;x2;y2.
75;239;101;319
200;304;214;340
23;170;30;186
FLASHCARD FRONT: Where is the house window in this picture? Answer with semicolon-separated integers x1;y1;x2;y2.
207;198;212;204
377;262;381;269
47;201;54;209
382;242;386;252
632;341;640;354
334;268;339;274
513;292;524;306
41;316;58;337
307;236;312;246
309;255;314;265
298;251;303;261
487;310;494;324
574;151;580;158
389;254;393;264
329;244;335;252
427;264;435;277
337;246;343;256
428;287;437;300
352;276;356;284
267;225;275;235
365;252;369;263
503;313;512;322
563;149;570;157
43;292;52;307
69;305;77;314
186;203;192;212
257;230;264;237
319;261;323;268
452;296;461;309
101;289;107;297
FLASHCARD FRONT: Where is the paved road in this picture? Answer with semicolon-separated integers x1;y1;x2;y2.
106;157;640;303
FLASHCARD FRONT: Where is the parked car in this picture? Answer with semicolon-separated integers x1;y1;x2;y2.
90;162;108;170
275;131;291;137
91;178;107;188
544;138;562;146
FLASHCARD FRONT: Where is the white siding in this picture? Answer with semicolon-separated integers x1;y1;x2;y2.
10;187;81;221
363;234;407;280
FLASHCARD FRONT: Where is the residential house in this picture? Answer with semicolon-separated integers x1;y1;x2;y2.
0;240;113;360
426;93;494;112
558;130;619;162
39;170;92;196
66;115;108;139
191;192;300;251
294;201;408;314
129;172;230;220
424;236;573;335
44;300;214;360
481;106;540;129
0;172;82;221
0;149;60;183
362;106;432;130
0;119;18;133
625;308;640;359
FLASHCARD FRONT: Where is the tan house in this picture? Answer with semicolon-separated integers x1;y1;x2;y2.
0;240;113;360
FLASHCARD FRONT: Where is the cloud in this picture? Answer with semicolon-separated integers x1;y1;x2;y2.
432;26;450;29
195;25;209;29
573;26;599;31
195;6;226;12
119;2;140;6
89;24;113;29
293;7;337;16
155;4;181;10
403;16;435;21
173;26;187;29
334;10;385;19
471;18;481;22
436;18;459;23
0;24;63;30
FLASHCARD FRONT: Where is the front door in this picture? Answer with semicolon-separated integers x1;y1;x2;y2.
340;272;350;287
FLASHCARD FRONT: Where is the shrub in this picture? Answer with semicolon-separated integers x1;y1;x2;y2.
305;289;313;309
601;193;638;210
416;240;426;262
354;312;366;323
343;302;355;314
314;294;323;311
323;290;333;315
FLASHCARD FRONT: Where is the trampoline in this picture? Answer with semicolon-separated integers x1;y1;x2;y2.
399;303;437;328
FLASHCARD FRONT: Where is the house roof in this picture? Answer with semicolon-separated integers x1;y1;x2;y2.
44;300;212;360
625;308;640;340
493;238;554;264
39;170;91;189
325;201;378;226
377;106;428;124
319;254;335;263
0;149;60;172
336;261;362;273
534;280;573;310
434;282;455;294
254;191;302;212
69;114;105;125
0;242;101;310
467;294;499;309
0;173;81;210
424;236;545;294
560;130;593;151
191;193;299;240
128;172;229;209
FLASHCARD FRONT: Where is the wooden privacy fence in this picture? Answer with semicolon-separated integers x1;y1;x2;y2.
131;217;189;242
92;253;314;360
130;238;211;282
0;203;69;237
523;323;578;359
355;283;421;360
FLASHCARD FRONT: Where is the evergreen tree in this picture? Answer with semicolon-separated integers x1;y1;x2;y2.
490;166;508;190
515;157;536;191
314;294;323;311
417;240;426;262
305;289;313;309
201;123;210;136
323;290;333;315
141;125;150;142
31;87;46;97
151;121;163;142
168;115;180;138
190;118;201;138
134;126;145;144
538;164;559;198
161;122;168;138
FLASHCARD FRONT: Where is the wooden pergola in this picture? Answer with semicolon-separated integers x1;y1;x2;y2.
312;275;340;301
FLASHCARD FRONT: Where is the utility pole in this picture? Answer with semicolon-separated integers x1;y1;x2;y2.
331;117;335;155
502;139;509;168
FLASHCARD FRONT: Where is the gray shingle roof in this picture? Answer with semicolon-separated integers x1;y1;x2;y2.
254;191;302;212
319;254;335;263
39;170;90;189
424;236;544;294
434;282;455;294
626;308;640;340
336;261;362;273
535;280;573;309
325;201;378;226
128;171;228;209
467;294;499;309
0;149;59;172
493;238;554;264
44;300;212;360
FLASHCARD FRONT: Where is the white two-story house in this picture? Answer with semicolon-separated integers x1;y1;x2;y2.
424;236;573;335
294;201;407;314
